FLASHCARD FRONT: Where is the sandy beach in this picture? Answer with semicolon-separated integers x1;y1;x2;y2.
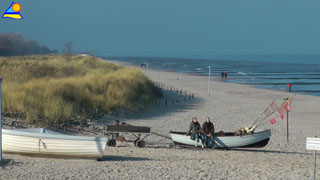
1;61;320;180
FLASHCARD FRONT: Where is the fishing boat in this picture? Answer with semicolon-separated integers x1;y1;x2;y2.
2;128;108;159
170;129;271;148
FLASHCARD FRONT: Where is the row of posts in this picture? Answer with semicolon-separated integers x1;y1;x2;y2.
152;81;194;106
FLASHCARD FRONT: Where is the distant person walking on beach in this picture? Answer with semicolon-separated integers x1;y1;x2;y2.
202;117;215;148
221;72;228;81
187;117;202;147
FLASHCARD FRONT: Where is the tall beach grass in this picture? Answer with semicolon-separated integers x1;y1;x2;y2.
0;55;162;126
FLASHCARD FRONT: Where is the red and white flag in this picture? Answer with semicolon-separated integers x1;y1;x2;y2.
279;114;284;120
270;117;276;125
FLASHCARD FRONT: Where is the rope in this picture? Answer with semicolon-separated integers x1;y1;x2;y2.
152;132;171;145
151;132;171;139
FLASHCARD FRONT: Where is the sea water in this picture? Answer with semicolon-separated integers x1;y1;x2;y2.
107;55;320;96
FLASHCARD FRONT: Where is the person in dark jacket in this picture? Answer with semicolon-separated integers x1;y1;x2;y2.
201;117;215;148
187;117;202;147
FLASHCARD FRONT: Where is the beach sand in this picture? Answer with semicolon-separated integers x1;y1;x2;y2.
1;61;319;179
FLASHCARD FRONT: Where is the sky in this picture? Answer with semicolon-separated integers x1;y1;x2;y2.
0;0;320;57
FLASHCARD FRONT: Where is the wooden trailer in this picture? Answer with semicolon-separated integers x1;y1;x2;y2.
104;123;151;148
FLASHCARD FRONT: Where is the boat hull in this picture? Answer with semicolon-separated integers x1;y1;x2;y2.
2;129;108;159
170;129;271;148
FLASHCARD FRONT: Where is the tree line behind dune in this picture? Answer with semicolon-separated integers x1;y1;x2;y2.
0;33;57;56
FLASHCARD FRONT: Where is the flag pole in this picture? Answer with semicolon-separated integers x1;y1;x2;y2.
314;147;317;180
285;97;289;143
287;107;289;143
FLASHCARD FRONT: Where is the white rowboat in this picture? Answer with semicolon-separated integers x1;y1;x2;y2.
2;128;108;159
170;129;271;148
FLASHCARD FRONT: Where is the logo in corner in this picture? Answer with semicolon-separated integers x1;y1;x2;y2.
2;2;23;20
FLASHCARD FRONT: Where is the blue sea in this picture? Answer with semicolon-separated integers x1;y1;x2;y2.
106;55;320;96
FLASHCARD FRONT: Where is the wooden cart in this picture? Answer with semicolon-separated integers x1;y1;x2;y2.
104;123;151;148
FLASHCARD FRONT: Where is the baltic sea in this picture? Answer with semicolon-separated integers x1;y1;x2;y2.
107;55;320;96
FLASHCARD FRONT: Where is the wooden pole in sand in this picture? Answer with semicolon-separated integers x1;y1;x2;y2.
313;136;317;180
287;109;289;143
285;97;289;143
0;78;2;161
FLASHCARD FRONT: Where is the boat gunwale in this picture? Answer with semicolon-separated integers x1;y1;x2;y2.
170;129;271;137
3;129;108;141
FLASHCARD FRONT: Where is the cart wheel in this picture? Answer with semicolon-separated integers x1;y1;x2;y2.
134;139;138;146
107;139;116;147
136;140;145;148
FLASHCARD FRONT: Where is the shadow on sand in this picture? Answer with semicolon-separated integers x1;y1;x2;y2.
124;89;204;120
0;158;22;168
229;148;316;156
147;144;317;156
98;155;149;162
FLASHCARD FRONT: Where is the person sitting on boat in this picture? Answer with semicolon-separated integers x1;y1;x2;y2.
186;117;202;147
201;117;215;148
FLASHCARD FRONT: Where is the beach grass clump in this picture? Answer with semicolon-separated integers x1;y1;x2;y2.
0;55;162;126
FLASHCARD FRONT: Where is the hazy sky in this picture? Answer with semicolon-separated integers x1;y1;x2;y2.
1;0;320;56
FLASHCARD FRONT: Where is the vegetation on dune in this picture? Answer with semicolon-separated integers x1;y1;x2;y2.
0;55;162;127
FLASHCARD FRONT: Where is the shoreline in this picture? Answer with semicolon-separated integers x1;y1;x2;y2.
106;59;319;99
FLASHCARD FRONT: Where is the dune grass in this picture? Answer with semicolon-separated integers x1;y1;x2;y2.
0;55;162;126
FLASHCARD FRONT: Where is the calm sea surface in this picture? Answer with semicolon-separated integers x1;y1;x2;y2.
106;55;320;96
